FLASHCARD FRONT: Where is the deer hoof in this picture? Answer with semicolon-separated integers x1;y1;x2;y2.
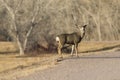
56;57;63;62
70;55;74;57
76;55;79;58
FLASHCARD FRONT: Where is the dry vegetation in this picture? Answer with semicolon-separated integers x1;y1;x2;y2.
0;42;18;53
0;0;120;54
0;53;57;80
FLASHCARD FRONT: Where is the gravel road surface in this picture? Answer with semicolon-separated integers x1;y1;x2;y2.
18;51;120;80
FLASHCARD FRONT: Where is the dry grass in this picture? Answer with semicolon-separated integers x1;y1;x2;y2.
0;53;57;80
79;41;120;52
0;41;120;80
0;53;56;72
0;42;18;53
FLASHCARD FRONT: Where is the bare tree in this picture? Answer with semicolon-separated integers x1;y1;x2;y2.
1;0;41;55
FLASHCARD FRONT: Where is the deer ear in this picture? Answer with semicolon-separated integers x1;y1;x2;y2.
83;25;87;28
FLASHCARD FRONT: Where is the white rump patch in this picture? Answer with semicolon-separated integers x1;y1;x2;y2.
56;36;60;42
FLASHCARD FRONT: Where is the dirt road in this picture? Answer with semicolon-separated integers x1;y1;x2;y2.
18;51;120;80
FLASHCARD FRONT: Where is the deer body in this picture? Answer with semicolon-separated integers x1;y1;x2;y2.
56;32;82;45
56;25;87;58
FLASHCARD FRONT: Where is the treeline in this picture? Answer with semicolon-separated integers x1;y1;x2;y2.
0;0;120;54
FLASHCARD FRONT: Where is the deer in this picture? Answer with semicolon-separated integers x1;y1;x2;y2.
56;24;87;59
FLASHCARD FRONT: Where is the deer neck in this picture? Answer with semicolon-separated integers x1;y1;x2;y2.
77;30;85;38
81;32;85;38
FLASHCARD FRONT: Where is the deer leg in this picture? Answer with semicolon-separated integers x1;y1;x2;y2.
57;42;63;58
75;44;79;57
71;45;74;56
58;47;62;58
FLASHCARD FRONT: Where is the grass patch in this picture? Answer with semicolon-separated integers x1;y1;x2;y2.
79;41;120;53
0;53;56;73
0;42;18;53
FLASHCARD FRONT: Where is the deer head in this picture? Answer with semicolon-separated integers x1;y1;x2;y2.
71;14;87;36
75;24;87;37
80;25;87;37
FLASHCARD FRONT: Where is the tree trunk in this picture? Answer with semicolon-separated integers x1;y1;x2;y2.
16;35;24;55
98;0;102;41
23;26;33;51
97;25;102;41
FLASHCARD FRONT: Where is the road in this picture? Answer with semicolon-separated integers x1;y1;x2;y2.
18;51;120;80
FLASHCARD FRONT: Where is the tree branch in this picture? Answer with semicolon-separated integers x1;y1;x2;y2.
15;0;23;14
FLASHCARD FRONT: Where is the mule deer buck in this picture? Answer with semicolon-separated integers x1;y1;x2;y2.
56;24;87;58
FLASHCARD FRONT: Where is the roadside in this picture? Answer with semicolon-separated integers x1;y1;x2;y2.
0;41;120;80
18;51;120;80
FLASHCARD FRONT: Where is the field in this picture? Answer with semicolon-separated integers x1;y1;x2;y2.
0;41;120;80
